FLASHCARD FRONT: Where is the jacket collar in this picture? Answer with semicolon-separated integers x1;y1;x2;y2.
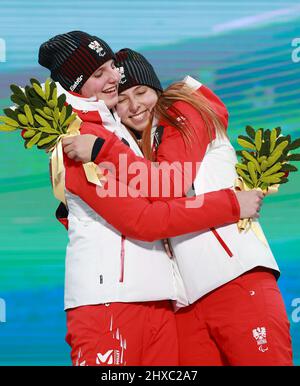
56;83;143;156
56;82;119;133
56;82;108;113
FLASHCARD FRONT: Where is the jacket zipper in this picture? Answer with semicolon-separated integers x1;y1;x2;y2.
210;228;233;257
119;235;126;282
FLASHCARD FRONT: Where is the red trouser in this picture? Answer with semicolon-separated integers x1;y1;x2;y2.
65;300;178;366
175;269;293;366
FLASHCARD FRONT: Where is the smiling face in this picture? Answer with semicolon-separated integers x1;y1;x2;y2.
80;59;120;109
116;85;159;132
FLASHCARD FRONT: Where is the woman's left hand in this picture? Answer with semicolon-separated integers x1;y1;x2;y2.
62;134;98;163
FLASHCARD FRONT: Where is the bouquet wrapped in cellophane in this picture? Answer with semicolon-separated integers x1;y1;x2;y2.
235;125;300;234
0;78;103;204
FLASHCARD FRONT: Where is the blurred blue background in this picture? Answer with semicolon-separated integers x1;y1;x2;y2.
0;0;299;365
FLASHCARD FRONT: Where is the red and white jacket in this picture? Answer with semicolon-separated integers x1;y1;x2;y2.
56;83;240;310
89;76;280;309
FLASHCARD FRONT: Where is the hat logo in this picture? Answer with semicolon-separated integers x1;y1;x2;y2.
70;74;83;91
88;40;106;57
118;66;127;84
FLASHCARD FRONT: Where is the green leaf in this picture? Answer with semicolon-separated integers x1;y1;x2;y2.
238;135;255;144
285;134;291;146
33;83;46;100
270;128;278;153
39;126;59;134
236;163;248;171
37;134;58;147
0;124;18;132
275;127;281;137
10;84;27;102
63;113;76;127
37;139;57;150
57;93;67;110
23;129;36;139
24;86;32;100
26;86;45;106
259;182;269;190
30;78;42;88
11;94;26;106
279;177;289;184
3;108;18;121
245;125;256;139
47;100;56;109
35;108;54;121
237;136;256;150
25;132;42;149
254;129;263;152
65;104;73;117
260;130;270;156
23;105;34;125
275;136;289;146
288;138;300;151
0;116;19;127
18;114;28;126
48;81;56;101
44;78;51;100
34;114;50;127
59;105;66;125
287;154;300;161
280;163;298;172
263;129;270;142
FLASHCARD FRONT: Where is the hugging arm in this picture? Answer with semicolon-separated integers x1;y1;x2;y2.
65;153;240;242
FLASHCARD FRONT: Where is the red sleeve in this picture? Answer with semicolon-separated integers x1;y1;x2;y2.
93;101;213;201
65;154;240;242
196;84;229;130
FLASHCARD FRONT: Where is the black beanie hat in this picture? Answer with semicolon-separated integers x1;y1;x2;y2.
38;31;115;93
115;48;162;94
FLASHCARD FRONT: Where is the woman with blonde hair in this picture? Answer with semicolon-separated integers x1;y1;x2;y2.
65;48;293;366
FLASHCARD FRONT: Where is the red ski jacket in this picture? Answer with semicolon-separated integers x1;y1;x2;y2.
60;84;240;242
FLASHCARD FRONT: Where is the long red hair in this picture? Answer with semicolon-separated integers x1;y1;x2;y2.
131;82;227;160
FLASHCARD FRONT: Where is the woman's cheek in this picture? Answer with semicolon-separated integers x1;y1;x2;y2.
116;105;127;120
148;94;158;112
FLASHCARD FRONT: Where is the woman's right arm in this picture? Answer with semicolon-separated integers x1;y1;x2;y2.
65;154;240;242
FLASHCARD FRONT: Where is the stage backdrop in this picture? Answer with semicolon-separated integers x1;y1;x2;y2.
0;0;299;365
